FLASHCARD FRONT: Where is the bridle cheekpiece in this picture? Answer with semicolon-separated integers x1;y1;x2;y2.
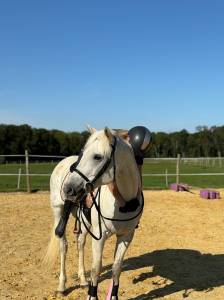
69;137;117;193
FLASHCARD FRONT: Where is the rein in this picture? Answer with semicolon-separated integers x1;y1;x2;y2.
92;187;144;222
78;187;144;240
80;189;103;241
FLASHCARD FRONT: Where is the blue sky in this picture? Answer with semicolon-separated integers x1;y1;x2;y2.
0;0;224;133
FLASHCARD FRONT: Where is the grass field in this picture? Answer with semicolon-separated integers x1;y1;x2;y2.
143;158;224;190
0;159;224;191
0;162;56;191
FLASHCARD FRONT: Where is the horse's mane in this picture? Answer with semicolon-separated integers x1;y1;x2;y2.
84;128;131;157
113;129;129;140
84;130;111;156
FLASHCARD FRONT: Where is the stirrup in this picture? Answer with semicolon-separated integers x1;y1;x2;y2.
55;217;68;238
55;200;74;237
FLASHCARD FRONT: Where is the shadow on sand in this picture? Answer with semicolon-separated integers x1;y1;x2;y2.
99;248;224;299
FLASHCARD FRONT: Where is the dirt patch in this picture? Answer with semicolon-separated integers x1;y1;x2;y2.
1;190;224;299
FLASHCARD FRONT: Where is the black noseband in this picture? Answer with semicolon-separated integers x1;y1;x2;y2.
70;149;83;173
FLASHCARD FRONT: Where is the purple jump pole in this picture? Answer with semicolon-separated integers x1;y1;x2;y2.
200;189;221;199
170;183;189;192
170;183;179;191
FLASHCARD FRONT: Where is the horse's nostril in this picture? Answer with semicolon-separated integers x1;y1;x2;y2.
63;184;76;197
67;187;74;196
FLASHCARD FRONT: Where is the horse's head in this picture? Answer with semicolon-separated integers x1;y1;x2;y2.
63;127;116;200
62;126;140;201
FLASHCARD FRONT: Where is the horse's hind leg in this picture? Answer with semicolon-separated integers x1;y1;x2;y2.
107;232;134;300
76;221;89;287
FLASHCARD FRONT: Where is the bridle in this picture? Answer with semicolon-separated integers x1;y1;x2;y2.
67;135;144;241
69;137;117;194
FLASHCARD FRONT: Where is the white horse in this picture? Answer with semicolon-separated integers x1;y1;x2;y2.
44;127;143;300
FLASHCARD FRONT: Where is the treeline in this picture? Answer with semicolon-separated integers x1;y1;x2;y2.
150;126;224;157
1;124;224;158
0;124;89;156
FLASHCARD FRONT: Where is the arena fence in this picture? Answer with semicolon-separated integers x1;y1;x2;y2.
0;151;224;191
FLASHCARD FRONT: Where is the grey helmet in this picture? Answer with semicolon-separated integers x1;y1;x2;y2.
128;126;152;156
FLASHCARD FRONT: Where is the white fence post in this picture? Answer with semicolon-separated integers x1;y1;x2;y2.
17;168;22;190
165;169;168;188
25;150;31;193
176;154;181;185
218;151;222;167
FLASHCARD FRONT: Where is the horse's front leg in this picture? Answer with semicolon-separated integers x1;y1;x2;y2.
76;221;89;287
58;235;68;293
52;206;68;294
87;234;106;300
106;231;134;300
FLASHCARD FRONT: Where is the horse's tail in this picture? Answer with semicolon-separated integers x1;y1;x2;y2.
42;227;60;267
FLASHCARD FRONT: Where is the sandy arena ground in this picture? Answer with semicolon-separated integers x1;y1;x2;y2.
1;190;224;300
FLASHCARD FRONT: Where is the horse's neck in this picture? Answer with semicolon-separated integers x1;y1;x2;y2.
115;160;141;201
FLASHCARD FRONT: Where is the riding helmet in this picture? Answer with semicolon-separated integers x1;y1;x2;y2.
128;126;152;155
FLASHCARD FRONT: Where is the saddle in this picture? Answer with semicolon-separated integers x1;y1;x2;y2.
119;197;140;213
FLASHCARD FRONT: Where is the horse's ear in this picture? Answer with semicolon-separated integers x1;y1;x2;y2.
86;124;97;134
104;127;114;143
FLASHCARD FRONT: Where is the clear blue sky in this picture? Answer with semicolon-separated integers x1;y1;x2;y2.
0;0;224;133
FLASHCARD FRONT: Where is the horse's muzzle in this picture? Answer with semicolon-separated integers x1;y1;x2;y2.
63;183;86;203
63;184;77;197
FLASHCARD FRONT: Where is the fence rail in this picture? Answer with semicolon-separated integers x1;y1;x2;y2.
144;157;224;161
0;154;66;158
0;173;51;176
143;173;224;176
0;151;224;191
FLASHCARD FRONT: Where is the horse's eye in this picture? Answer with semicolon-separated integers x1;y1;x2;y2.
94;154;103;161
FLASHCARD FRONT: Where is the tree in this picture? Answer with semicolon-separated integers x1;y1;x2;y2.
1;123;224;158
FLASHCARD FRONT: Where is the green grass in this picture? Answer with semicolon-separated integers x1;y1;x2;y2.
0;159;224;191
0;162;56;192
142;159;224;189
